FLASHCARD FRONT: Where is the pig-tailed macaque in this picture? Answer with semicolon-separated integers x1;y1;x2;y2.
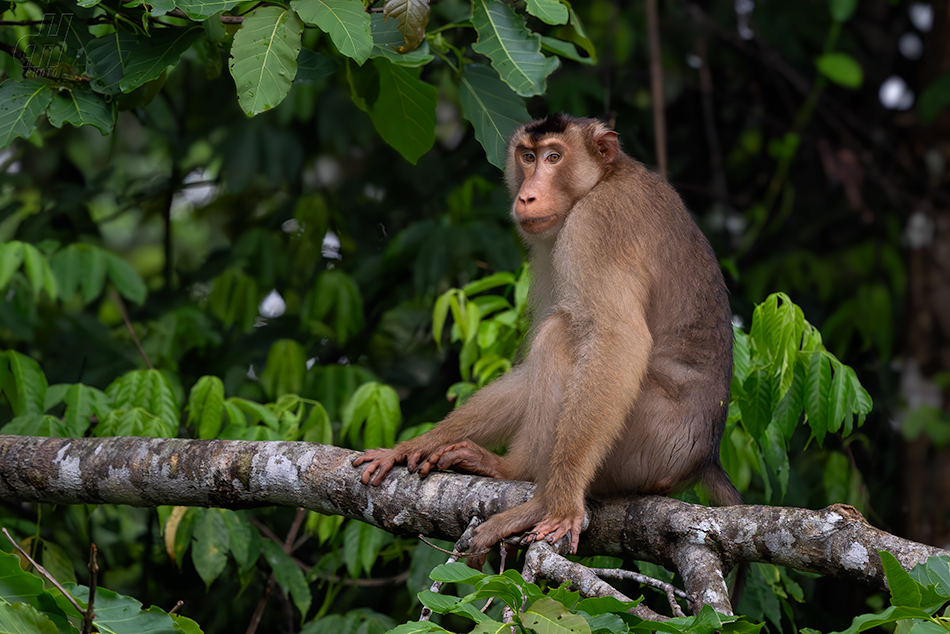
354;113;741;556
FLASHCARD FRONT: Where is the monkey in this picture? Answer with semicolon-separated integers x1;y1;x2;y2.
353;113;741;558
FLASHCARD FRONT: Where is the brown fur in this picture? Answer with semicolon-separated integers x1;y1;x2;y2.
354;114;741;557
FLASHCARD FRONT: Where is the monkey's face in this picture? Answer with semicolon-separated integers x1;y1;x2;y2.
505;118;616;240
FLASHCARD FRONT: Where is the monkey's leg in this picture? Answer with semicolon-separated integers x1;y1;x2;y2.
477;314;651;555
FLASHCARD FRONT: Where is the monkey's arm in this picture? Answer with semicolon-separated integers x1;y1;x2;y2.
353;368;529;485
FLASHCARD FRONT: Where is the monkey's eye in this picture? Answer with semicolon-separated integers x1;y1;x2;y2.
547;152;561;163
523;152;536;163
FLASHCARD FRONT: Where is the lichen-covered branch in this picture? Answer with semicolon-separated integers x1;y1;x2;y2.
0;435;944;602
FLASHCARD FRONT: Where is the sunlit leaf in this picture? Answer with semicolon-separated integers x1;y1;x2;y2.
292;0;373;65
229;7;303;115
471;0;559;97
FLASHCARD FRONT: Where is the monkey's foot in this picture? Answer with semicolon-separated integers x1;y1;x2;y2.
416;440;508;479
524;514;585;554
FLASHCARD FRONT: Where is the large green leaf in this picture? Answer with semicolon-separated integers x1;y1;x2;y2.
458;63;530;169
46;88;116;135
120;27;203;93
471;0;559;98
367;58;436;164
340;381;401;448
229;7;304;115
292;0;373;65
85;31;139;95
0;80;52;148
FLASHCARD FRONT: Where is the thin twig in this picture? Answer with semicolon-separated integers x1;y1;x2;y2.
110;289;153;369
2;529;86;614
645;0;668;178
420;518;478;621
593;568;691;618
82;545;99;634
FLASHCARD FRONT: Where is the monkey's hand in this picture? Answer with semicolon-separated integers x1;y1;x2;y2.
352;448;411;486
415;441;508;479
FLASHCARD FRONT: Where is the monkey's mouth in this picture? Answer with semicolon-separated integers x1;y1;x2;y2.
519;215;558;234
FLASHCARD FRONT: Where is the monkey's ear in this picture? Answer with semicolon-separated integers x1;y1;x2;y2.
596;130;619;164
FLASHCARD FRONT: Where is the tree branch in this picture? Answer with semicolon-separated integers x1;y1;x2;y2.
0;436;944;609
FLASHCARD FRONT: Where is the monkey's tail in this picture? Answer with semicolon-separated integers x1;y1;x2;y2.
701;463;746;613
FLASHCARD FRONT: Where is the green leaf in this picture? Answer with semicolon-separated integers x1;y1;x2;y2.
292;0;373;65
0;603;59;634
174;0;242;20
97;408;176;437
63;384;110;437
925;555;950;598
229;7;304;115
881;551;923;608
85;32;140;95
192;508;230;587
121;28;203;93
341;381;402;448
105;369;180;431
521;596;592;634
0;80;53;147
804;351;831;446
301;402;333;444
0;241;25;289
1;350;47;417
343;520;390;577
429;562;487;585
187;376;225;439
259;339;307;399
365;58;436;163
816;52;863;89
263;540;312;618
46;88;116;135
303;270;365;344
296;49;338;80
526;0;568;25
458;63;530;169
67;583;180;632
20;243;57;300
105;252;147;304
741;369;774;439
227;397;279;429
382;0;430;52
539;36;594;65
78;245;108;305
471;0;560;98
